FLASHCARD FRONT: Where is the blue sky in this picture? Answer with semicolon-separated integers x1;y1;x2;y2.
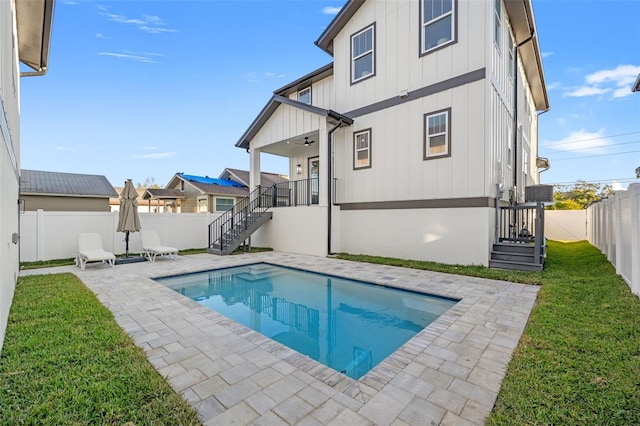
19;0;640;190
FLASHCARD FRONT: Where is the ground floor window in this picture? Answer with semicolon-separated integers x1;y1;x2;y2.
354;129;372;169
197;196;209;213
215;197;234;212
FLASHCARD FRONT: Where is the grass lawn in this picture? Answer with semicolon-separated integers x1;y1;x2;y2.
0;273;201;425
338;241;640;424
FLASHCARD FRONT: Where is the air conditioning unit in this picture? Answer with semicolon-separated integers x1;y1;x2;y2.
525;184;553;202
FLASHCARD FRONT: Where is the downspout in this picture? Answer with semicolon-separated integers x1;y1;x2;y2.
327;120;343;255
512;29;534;205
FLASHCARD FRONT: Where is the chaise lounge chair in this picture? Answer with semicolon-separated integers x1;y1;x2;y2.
76;233;116;270
141;230;179;262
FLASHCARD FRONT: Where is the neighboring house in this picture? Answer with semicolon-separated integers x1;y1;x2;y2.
226;0;549;268
1;0;55;353
20;170;117;212
110;187;165;213
219;168;289;189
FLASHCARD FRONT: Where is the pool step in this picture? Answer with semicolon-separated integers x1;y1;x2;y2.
235;266;286;282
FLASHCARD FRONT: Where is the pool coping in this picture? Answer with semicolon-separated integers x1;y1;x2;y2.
22;252;539;425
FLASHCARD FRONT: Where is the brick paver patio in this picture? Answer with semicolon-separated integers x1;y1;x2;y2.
22;252;538;425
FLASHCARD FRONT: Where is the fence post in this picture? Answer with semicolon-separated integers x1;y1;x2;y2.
614;192;623;277
36;209;45;261
630;183;640;296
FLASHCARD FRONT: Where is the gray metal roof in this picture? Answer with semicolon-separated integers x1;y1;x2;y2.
20;169;118;197
273;63;334;97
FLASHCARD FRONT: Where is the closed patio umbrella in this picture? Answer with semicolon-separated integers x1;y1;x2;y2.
117;179;141;257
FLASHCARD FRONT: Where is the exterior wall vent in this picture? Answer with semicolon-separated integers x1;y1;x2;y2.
525;184;553;202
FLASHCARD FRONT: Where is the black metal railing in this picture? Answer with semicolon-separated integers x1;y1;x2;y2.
498;201;545;264
262;177;319;207
208;186;272;252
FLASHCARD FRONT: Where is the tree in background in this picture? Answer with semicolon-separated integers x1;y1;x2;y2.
137;177;161;189
636;166;639;178
548;180;615;210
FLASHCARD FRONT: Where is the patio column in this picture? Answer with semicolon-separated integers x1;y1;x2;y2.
249;146;261;192
318;121;328;206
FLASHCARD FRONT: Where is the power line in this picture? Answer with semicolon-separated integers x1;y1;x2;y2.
544;178;639;186
544;131;640;148
542;139;640;154
549;150;640;161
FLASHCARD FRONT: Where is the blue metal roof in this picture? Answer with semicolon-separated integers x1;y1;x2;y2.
180;174;245;188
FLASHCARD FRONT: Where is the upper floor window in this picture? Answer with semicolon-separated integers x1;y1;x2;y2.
494;0;502;50
351;24;375;84
421;0;455;54
353;129;372;169
298;87;311;105
180;180;185;191
424;108;451;159
215;197;234;212
507;124;513;168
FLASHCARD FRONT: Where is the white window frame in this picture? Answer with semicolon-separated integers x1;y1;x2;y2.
298;87;311;105
424;108;451;160
494;0;502;51
197;196;208;213
507;124;513;169
507;34;514;80
214;197;234;212
351;24;375;84
353;129;372;169
421;0;456;55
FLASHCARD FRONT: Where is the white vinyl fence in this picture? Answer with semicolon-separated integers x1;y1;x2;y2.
20;210;222;262
545;210;587;241
586;183;640;297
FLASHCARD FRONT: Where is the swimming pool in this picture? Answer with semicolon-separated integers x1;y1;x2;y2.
155;263;458;379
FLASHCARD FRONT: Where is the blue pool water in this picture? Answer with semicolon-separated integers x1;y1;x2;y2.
155;263;458;379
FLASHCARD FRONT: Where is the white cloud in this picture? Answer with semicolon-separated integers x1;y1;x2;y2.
322;6;341;15
564;64;640;99
564;86;610;97
142;146;158;150
611;181;626;191
55;146;70;151
264;72;285;78
100;9;177;33
133;152;176;159
98;52;157;63
541;51;553;58
544;129;613;154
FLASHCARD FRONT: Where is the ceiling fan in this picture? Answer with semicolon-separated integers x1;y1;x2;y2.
295;137;315;147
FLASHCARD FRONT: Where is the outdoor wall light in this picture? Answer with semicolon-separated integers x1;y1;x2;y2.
296;164;302;175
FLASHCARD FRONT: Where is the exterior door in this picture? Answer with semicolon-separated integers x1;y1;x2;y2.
308;157;319;205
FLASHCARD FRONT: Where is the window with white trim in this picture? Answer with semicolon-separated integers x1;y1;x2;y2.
298;87;311;105
353;129;372;169
424;108;451;159
508;35;514;79
215;197;234;212
522;149;529;185
351;24;375;83
421;0;455;54
507;124;512;168
197;196;208;213
494;0;502;50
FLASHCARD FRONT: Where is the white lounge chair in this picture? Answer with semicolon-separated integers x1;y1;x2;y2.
141;231;178;262
76;233;116;271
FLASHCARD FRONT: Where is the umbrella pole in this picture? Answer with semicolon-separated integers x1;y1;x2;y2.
125;231;130;257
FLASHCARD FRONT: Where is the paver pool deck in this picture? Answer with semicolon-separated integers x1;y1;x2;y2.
22;252;539;425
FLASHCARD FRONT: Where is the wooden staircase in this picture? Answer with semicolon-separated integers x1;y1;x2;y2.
489;242;544;271
490;201;546;271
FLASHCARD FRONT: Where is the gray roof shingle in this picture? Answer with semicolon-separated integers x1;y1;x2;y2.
20;169;118;197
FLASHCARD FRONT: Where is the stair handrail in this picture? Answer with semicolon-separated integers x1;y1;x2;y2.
208;185;274;252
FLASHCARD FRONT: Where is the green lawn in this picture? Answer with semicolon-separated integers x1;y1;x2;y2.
338;241;640;424
0;273;201;425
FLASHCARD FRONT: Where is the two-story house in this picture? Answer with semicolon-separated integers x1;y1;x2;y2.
1;0;55;352
217;0;549;268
